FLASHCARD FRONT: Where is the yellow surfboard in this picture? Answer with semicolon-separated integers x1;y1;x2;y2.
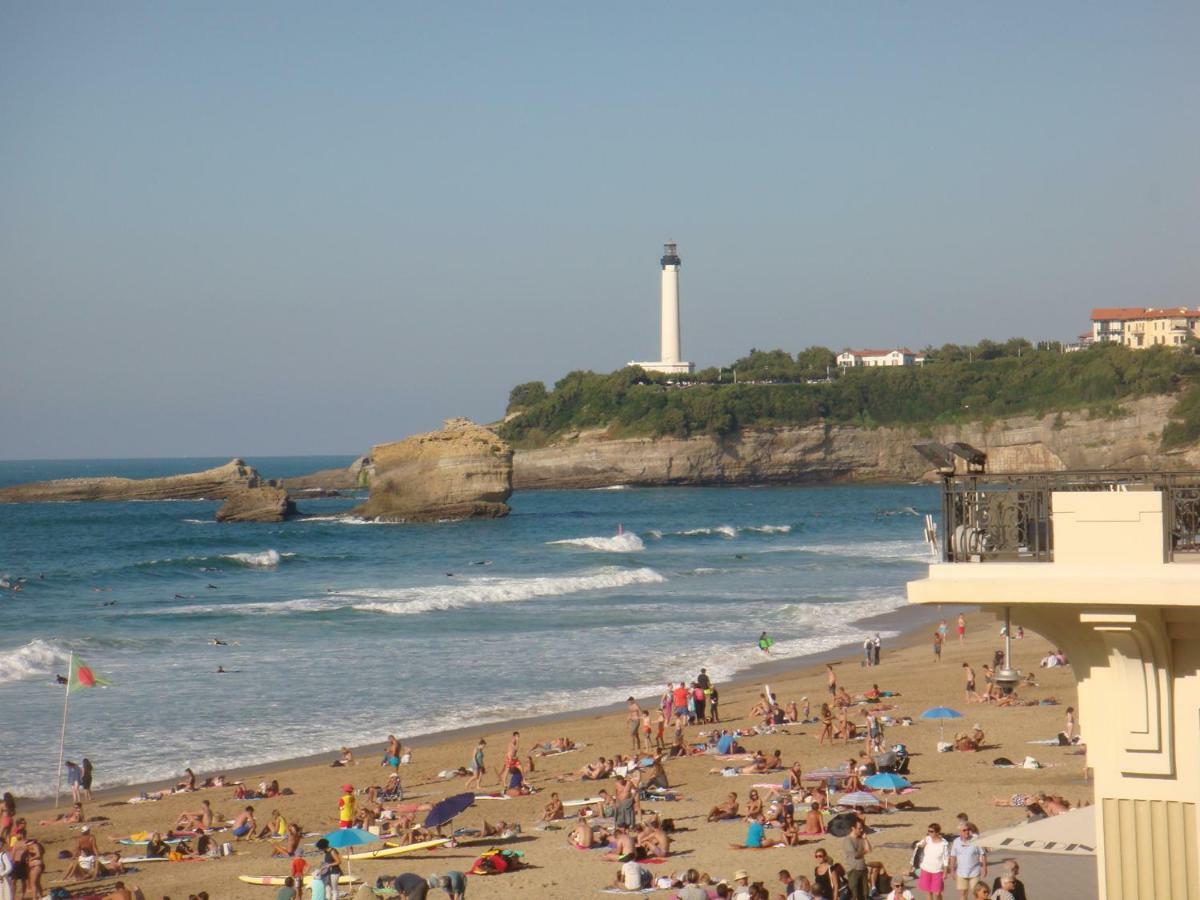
346;836;452;860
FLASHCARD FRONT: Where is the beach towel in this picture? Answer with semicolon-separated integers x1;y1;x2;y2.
599;889;655;894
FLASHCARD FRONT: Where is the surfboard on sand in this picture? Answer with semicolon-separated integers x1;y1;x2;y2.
346;837;451;860
239;875;362;886
563;797;603;808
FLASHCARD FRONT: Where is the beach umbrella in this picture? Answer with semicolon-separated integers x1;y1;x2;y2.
863;773;911;792
920;706;964;741
838;791;880;809
863;773;911;809
319;827;380;877
424;792;476;830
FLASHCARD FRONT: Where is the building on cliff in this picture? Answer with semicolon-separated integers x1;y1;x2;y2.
1090;307;1200;349
836;348;926;368
629;241;694;376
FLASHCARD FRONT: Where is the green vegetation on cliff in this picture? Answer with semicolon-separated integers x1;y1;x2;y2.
500;343;1200;449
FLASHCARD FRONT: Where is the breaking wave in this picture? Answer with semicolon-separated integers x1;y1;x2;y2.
548;533;645;552
0;639;71;684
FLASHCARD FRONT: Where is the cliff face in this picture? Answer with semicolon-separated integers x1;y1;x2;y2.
0;459;263;503
352;419;513;522
280;456;371;495
513;395;1200;489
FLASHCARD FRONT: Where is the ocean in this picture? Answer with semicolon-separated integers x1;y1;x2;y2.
0;457;937;799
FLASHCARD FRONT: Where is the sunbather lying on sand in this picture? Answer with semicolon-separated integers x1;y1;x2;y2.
707;792;740;822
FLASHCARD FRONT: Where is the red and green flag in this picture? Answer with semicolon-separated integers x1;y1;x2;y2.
68;655;112;693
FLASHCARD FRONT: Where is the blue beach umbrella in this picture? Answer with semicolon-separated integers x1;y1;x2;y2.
424;792;476;830
864;772;911;791
863;772;911;807
920;706;964;741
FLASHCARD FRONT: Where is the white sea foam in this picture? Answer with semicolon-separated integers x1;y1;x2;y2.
548;533;646;552
0;639;71;684
741;524;792;534
347;567;665;616
181;518;214;525
681;525;734;540
222;550;290;567
787;539;928;562
154;567;666;618
300;515;385;525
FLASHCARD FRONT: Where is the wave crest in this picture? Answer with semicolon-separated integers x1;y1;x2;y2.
548;533;645;552
0;639;71;684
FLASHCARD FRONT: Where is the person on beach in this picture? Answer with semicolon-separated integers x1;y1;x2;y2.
271;822;304;857
817;703;834;745
957;614;966;643
827;664;837;696
915;822;951;899
65;761;83;803
80;758;94;801
384;735;402;771
694;681;707;722
652;705;667;750
1064;706;1077;742
990;861;1026;900
933;631;944;661
177;767;197;791
0;845;12;900
709;685;721;723
176;798;213;831
464;739;486;791
314;837;344;900
873;633;882;666
844;818;872;900
707;792;739;822
427;871;467;899
939;619;948;642
571;815;608;849
498;731;520;788
863;637;874;668
231;806;256;840
950;822;987;900
337;784;355;828
963;663;978;702
627;697;643;751
540;792;564;822
759;632;773;654
813;847;843;900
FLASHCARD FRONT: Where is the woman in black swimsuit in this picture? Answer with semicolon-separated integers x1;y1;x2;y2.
813;847;842;898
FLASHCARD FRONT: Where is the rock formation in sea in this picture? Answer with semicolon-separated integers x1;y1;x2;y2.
280;456;372;496
0;459;263;503
352;418;513;522
215;485;298;522
511;395;1200;489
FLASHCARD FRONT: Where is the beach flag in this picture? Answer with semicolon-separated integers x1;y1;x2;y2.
68;655;111;693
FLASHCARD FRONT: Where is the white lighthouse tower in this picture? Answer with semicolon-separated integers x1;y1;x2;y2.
630;241;695;375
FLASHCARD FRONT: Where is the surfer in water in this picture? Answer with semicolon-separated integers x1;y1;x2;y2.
758;632;774;655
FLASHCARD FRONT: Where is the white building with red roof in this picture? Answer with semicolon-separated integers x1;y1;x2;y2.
1090;307;1200;348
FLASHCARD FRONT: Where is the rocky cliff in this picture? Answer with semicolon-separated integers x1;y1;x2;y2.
0;459;264;503
215;485;298;522
352;419;513;521
280;456;371;495
512;395;1200;489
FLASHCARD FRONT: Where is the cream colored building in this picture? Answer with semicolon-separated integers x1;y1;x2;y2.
836;348;926;368
1091;306;1200;348
909;473;1200;898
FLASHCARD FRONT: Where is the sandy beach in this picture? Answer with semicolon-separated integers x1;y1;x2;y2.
15;609;1087;898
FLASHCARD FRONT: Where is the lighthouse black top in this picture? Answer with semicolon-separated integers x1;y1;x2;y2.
660;242;681;267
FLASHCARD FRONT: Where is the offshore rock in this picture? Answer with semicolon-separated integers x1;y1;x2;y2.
215;485;297;523
512;395;1200;489
0;459;262;503
281;456;372;495
352;419;513;522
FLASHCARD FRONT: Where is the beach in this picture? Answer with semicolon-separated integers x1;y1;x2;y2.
15;610;1088;898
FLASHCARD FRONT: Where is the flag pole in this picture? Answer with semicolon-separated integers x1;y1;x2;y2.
56;651;73;808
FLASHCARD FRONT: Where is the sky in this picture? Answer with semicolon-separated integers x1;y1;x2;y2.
1;2;1197;458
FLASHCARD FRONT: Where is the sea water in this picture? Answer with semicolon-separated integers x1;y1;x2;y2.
0;457;936;798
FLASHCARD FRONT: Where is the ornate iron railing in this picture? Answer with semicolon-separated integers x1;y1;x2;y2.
939;470;1200;562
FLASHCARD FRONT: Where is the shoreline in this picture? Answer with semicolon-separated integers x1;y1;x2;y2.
19;596;969;813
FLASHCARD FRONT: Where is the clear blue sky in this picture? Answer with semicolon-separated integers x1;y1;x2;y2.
2;2;1197;458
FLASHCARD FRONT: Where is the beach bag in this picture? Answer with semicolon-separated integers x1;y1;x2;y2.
992;757;1014;767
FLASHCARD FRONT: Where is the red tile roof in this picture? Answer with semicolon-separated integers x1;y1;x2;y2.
1091;307;1200;321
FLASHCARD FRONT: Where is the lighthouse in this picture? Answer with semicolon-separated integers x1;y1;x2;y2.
630;241;695;376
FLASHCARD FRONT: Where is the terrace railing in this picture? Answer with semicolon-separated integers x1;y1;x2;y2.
939;470;1200;563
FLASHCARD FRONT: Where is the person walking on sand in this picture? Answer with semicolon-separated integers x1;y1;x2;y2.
873;633;882;667
627;697;643;752
497;731;520;788
950;821;987;900
957;614;966;644
338;784;355;828
827;664;837;697
844;818;872;900
915;822;951;900
963;663;978;702
758;632;774;655
465;739;486;791
933;631;944;662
